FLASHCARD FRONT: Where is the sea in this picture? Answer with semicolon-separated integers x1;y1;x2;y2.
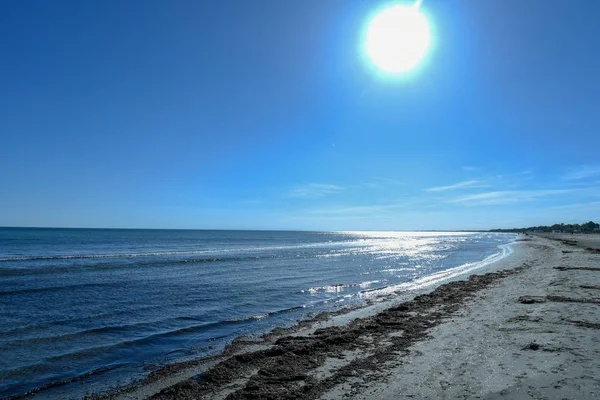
0;228;516;399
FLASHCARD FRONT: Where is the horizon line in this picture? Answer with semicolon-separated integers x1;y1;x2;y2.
0;226;491;233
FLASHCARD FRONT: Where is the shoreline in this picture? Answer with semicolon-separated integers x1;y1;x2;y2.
97;236;524;400
324;234;600;399
102;234;600;399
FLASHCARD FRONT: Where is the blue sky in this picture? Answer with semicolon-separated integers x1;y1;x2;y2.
1;0;599;230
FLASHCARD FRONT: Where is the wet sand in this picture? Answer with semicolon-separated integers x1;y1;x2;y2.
106;234;600;399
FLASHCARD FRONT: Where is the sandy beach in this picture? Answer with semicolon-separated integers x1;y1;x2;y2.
106;234;600;400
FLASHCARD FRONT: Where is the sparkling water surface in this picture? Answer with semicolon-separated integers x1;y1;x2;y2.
0;228;515;398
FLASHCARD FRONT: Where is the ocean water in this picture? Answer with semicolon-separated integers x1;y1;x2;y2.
0;228;515;398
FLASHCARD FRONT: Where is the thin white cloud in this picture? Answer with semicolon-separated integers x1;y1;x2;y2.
361;177;404;189
518;169;534;176
449;189;571;206
562;165;600;181
425;180;486;192
287;183;344;199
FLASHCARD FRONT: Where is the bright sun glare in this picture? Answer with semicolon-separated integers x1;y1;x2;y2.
364;3;431;74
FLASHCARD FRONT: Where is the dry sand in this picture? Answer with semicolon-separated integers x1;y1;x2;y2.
322;234;600;399
107;234;600;400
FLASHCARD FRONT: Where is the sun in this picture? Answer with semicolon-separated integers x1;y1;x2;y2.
363;3;431;74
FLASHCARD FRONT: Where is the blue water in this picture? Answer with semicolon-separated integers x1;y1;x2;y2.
0;228;515;398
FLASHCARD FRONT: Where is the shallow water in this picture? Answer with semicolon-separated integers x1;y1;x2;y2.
0;228;514;398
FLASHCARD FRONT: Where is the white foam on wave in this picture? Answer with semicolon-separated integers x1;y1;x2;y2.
358;242;515;299
303;279;385;294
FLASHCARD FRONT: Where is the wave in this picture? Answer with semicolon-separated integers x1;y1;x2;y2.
0;301;205;341
0;240;374;263
0;241;381;278
0;364;125;399
357;243;514;298
1;305;308;356
303;280;385;293
0;316;204;349
298;243;515;302
0;282;124;297
224;305;305;323
0;254;278;277
379;267;417;273
41;306;308;364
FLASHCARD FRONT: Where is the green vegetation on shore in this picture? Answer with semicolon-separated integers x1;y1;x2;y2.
490;221;600;234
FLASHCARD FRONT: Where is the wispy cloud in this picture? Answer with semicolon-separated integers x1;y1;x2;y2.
361;177;404;189
562;165;600;181
425;180;486;192
287;183;344;199
449;189;571;206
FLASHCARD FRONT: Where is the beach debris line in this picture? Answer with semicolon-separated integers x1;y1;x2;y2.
554;266;600;272
518;295;600;305
518;296;546;304
150;264;530;400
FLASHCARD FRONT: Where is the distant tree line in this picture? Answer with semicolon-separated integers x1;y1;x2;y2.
490;221;600;234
